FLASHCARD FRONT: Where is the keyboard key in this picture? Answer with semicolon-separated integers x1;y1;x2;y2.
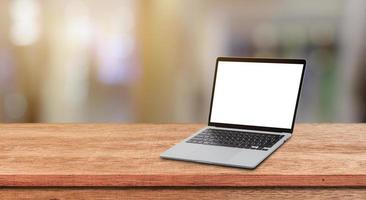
186;129;284;151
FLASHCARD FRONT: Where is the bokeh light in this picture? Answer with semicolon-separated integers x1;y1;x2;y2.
0;0;365;123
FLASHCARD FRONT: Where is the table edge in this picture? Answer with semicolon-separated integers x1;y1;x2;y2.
0;175;365;187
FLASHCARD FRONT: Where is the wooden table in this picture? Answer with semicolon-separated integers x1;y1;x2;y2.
0;124;365;199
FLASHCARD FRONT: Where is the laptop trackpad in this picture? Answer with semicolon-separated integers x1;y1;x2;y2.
193;145;241;162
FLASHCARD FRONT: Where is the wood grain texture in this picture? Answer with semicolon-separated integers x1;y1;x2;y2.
0;123;365;187
0;188;365;200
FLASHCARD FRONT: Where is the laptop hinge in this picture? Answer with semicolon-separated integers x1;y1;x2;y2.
209;126;290;135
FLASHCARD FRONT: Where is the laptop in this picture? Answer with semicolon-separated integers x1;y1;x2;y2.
161;57;306;169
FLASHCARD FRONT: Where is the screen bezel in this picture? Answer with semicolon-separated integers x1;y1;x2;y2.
208;57;306;133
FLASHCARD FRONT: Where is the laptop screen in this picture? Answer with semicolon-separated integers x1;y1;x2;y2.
209;59;304;130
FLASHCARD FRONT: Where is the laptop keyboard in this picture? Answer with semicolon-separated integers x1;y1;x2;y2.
186;128;284;151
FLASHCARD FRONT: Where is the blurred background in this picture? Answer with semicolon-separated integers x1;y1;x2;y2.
0;0;365;123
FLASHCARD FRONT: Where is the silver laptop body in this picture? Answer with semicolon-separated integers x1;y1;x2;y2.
161;57;306;169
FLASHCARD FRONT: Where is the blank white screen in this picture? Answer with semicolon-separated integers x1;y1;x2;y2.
210;61;303;129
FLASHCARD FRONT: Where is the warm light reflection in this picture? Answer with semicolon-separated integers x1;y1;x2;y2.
95;0;138;85
10;0;40;46
64;1;92;45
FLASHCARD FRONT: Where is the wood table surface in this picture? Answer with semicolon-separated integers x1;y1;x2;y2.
0;123;365;199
